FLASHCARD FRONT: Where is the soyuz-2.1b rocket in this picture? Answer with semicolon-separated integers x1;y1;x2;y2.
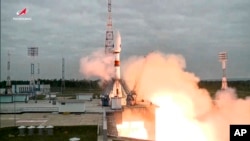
114;31;121;80
112;31;122;98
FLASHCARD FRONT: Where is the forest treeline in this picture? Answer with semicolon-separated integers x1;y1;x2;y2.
0;79;249;93
198;80;250;91
0;79;101;90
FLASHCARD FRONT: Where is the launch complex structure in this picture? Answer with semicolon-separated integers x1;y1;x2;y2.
100;0;155;140
102;0;137;109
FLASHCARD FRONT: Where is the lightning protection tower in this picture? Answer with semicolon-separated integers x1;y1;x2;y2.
61;57;65;94
6;51;12;94
105;0;114;54
28;47;38;101
218;52;228;90
37;63;40;91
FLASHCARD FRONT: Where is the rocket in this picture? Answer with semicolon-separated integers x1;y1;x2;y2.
113;31;122;97
113;31;121;80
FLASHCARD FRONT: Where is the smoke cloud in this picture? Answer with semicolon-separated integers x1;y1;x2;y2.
79;49;250;141
79;48;114;80
215;88;250;124
122;51;250;141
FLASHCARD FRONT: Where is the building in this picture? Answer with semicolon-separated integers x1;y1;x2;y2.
12;84;50;94
0;94;29;103
76;93;93;101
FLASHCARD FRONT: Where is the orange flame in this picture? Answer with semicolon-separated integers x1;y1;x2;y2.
153;92;214;141
116;121;148;140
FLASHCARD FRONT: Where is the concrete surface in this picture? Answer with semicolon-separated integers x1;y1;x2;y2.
0;99;104;127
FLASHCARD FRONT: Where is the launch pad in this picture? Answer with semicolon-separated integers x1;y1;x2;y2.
99;55;155;140
103;101;156;141
101;79;136;108
100;77;155;140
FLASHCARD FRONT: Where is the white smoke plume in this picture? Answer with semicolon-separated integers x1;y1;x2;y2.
79;48;250;141
215;88;250;124
79;48;114;80
122;51;250;141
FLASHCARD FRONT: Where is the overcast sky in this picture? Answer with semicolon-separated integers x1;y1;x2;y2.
1;0;250;81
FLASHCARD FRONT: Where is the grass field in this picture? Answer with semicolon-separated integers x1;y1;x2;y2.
0;125;98;141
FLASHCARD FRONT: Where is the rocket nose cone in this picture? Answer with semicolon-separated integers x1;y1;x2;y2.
114;31;121;52
115;31;121;44
116;31;121;44
115;31;121;49
116;31;121;39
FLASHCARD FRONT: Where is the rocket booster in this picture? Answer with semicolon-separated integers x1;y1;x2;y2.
113;31;121;80
112;31;122;98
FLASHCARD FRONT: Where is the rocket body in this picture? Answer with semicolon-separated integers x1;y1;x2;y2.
114;31;121;80
113;31;122;97
114;53;120;80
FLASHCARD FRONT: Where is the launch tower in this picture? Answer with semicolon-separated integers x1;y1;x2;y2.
105;0;114;54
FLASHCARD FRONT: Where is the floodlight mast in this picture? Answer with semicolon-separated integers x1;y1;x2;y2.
218;52;228;90
37;63;40;91
61;57;65;94
28;47;38;102
6;51;12;94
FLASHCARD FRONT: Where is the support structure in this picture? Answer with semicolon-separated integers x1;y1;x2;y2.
105;0;114;54
28;47;38;102
103;110;108;141
6;51;12;94
218;52;228;90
